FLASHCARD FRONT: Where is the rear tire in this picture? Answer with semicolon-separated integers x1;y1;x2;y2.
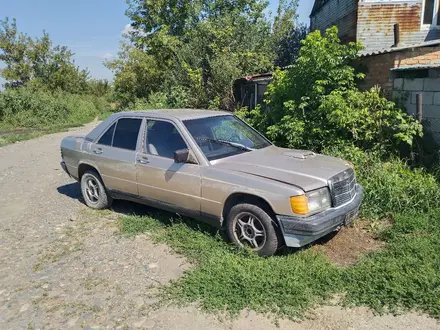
80;170;112;209
226;203;279;257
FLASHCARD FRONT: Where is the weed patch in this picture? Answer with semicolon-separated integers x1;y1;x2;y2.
119;213;341;319
0;87;110;146
344;211;440;317
325;145;440;219
0;124;85;147
118;207;440;320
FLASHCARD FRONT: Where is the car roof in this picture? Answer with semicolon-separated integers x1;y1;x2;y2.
111;109;232;121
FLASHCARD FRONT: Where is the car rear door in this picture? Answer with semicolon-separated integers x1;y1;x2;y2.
88;117;143;196
135;118;202;216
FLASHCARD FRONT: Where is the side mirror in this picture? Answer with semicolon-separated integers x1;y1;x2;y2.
174;148;190;163
174;148;198;164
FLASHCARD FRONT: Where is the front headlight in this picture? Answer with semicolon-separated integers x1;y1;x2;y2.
290;187;331;215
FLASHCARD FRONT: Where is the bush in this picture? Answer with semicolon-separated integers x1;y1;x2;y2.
325;145;440;219
0;87;105;128
239;27;422;154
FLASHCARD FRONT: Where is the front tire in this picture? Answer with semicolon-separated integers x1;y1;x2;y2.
226;203;280;257
80;170;112;209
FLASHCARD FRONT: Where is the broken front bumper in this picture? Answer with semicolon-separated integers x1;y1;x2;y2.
277;184;364;248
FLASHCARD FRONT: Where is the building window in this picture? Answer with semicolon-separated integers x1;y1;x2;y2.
423;0;440;26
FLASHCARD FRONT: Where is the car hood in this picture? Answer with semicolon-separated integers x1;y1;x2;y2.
211;146;352;192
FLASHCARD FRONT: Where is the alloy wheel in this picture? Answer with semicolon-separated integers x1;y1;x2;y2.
233;212;267;250
84;177;100;204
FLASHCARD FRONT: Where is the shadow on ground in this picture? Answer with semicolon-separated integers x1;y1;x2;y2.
57;182;381;262
57;182;82;200
57;182;222;239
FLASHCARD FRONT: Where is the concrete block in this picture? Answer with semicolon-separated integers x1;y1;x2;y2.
434;92;440;106
423;92;435;105
410;92;434;105
424;78;440;92
411;92;419;104
421;105;440;117
403;78;424;91
429;70;440;79
393;78;403;90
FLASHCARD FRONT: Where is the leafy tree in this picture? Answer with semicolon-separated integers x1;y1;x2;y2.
105;42;162;106
238;27;422;153
271;0;307;67
0;18;89;93
108;0;280;109
88;79;112;98
273;23;308;67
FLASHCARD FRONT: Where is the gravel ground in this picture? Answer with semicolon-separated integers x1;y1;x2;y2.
0;123;438;330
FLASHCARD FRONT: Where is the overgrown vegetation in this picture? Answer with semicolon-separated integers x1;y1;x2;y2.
0;87;104;128
327;145;440;219
114;24;439;321
118;193;440;320
0;18;110;144
2;0;439;322
119;211;342;319
118;148;440;319
106;0;306;109
238;27;422;154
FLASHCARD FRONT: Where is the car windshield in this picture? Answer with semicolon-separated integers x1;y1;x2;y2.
183;115;271;161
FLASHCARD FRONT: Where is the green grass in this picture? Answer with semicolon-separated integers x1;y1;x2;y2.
0;123;88;147
118;206;440;320
119;211;341;319
343;211;440;316
0;131;47;147
0;87;111;147
326;145;440;219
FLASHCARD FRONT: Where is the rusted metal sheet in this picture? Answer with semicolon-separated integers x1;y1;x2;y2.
357;2;440;53
358;2;421;33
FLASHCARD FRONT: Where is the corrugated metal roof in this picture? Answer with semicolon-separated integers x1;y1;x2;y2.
237;65;293;82
240;72;273;81
359;39;440;57
390;63;440;71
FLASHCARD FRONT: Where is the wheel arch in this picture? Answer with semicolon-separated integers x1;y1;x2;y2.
78;161;102;181
222;192;279;227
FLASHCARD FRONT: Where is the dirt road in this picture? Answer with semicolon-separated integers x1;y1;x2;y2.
0;123;438;329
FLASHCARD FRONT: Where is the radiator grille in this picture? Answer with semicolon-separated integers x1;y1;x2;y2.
329;168;356;207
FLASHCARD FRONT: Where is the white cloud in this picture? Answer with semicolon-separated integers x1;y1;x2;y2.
101;53;113;60
122;24;135;36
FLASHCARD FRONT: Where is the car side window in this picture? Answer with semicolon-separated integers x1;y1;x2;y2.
97;122;116;146
112;118;142;151
146;120;187;158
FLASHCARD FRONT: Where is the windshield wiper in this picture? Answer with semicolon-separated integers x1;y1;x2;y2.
195;137;253;152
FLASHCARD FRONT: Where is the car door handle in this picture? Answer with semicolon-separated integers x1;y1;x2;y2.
93;148;103;154
137;156;149;164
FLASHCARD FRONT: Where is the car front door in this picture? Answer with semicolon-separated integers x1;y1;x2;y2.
135;119;202;216
88;117;143;196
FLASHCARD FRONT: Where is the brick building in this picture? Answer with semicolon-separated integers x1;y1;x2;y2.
311;0;440;140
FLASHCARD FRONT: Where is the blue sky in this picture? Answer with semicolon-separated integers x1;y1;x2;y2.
0;0;314;81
